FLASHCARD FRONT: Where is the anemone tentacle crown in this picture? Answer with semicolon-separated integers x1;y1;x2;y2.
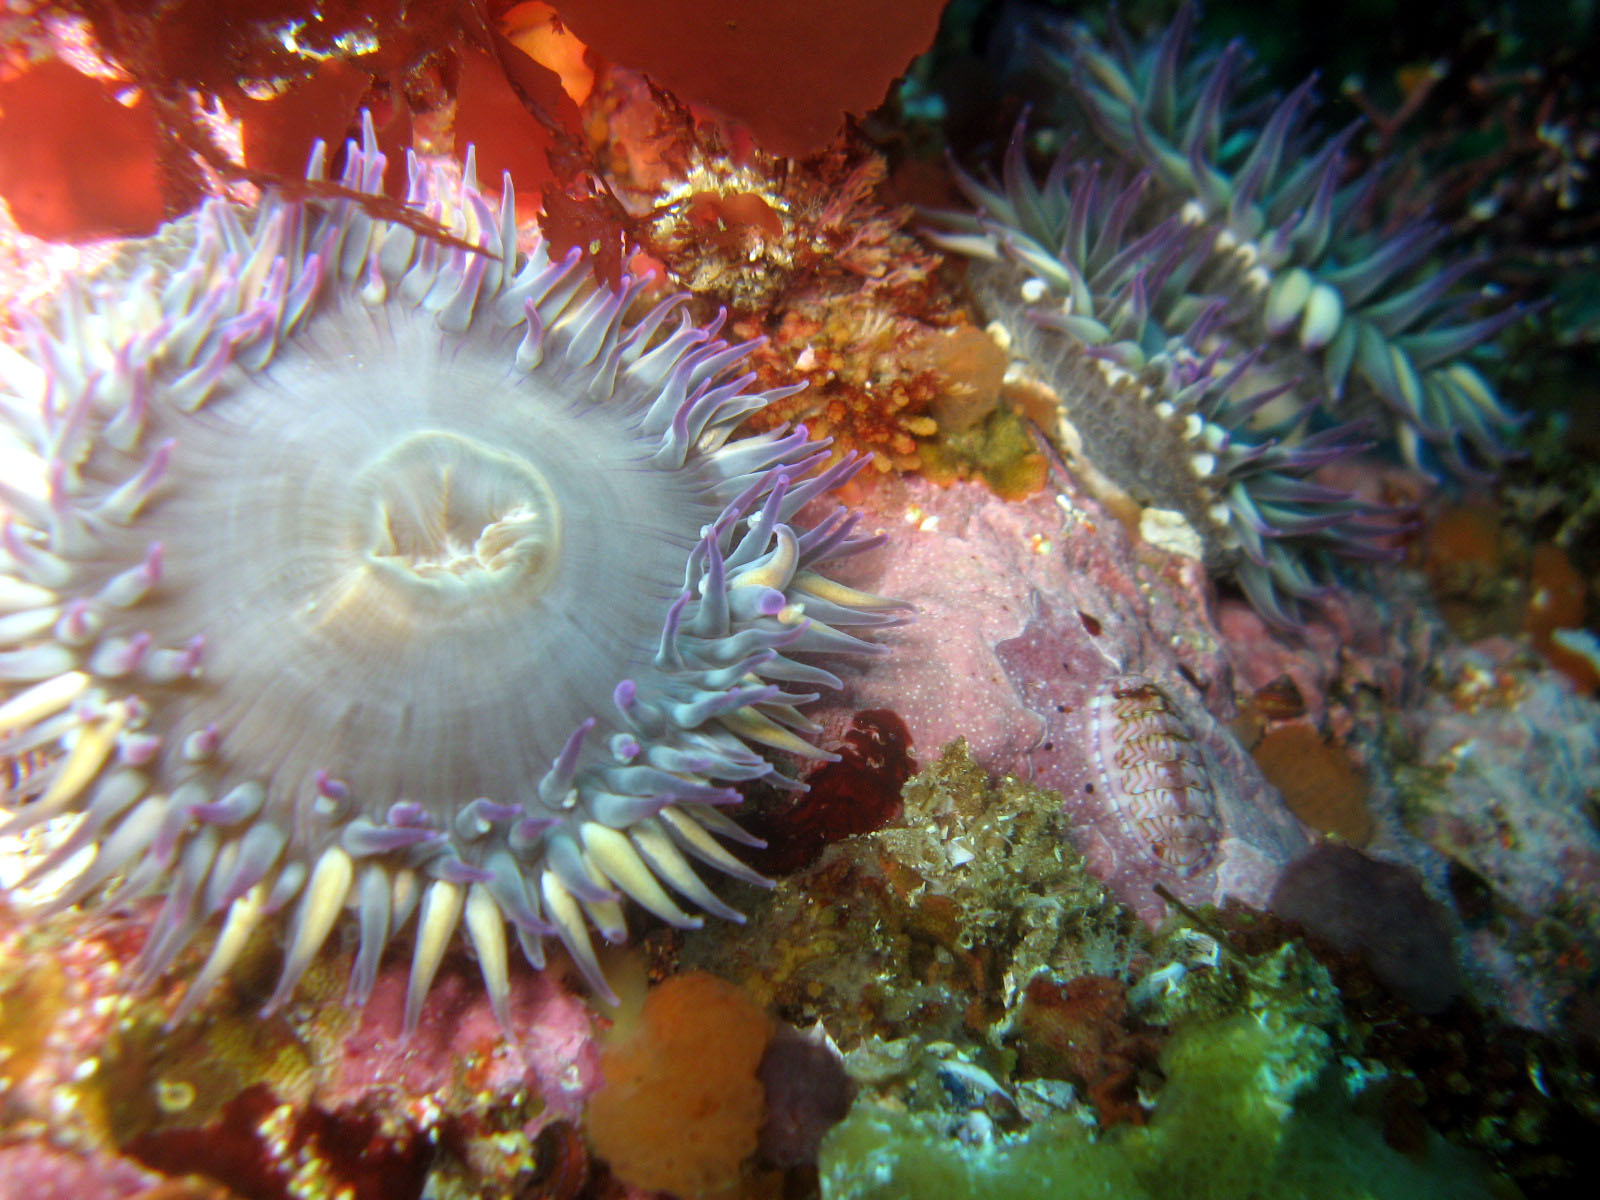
1046;2;1523;480
924;3;1530;626
926;153;1403;626
0;114;901;1029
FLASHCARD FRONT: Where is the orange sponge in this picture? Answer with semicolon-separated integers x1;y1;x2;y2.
586;971;773;1197
1251;723;1374;846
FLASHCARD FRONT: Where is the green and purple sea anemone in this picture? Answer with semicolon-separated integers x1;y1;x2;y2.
927;145;1403;627
926;2;1523;625
1043;3;1524;480
0;115;899;1029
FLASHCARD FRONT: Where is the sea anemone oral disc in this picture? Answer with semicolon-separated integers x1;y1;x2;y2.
0;114;903;1030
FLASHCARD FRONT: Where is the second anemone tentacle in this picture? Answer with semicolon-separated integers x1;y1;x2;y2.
925;135;1409;629
1035;1;1524;479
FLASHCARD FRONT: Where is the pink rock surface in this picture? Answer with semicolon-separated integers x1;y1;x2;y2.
1400;641;1600;1029
992;596;1307;923
820;461;1600;1029
314;952;602;1125
824;465;1313;923
0;1144;167;1200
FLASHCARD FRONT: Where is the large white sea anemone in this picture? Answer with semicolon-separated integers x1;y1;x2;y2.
0;115;900;1030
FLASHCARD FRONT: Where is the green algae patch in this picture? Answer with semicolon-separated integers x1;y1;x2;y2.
822;1106;1138;1200
820;1012;1503;1200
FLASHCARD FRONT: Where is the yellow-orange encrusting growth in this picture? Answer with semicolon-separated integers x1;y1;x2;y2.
585;971;773;1197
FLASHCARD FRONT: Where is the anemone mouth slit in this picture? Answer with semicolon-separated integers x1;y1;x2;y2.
360;431;561;572
0;114;904;1029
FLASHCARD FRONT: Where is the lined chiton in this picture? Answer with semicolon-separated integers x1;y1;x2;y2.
1088;674;1221;876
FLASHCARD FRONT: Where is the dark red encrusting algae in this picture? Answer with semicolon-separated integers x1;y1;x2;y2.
124;1083;432;1200
739;710;915;876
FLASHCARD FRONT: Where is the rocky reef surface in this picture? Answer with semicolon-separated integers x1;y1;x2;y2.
2;2;1598;1199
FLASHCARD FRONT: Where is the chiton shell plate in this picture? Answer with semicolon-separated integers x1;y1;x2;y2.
1089;673;1221;876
